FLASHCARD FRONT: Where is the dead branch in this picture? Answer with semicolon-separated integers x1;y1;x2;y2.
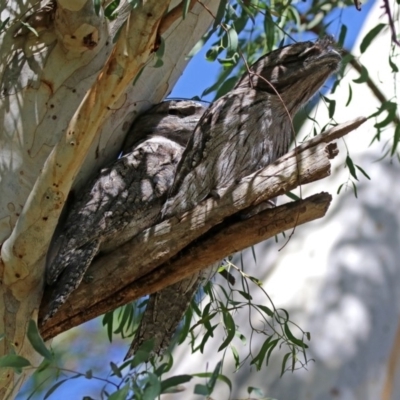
39;117;366;339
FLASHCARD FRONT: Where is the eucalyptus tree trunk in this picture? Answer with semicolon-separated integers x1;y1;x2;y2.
0;0;218;396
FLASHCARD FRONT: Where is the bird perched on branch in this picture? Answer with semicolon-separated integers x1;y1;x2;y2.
43;100;206;323
44;38;341;359
127;37;341;357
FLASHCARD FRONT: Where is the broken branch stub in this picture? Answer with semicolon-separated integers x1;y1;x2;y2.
39;117;366;340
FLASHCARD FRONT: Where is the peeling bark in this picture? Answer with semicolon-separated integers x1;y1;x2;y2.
0;1;218;396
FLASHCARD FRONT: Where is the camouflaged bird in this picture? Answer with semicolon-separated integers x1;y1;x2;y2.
44;100;206;322
126;37;341;357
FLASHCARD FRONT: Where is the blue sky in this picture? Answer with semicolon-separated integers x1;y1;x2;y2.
17;1;377;398
170;0;375;102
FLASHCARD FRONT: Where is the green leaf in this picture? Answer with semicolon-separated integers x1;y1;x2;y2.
345;84;353;107
214;76;238;99
286;191;300;201
280;352;291;376
257;304;274;318
187;28;216;58
351;180;358;198
284;323;308;348
389;56;399;73
346;155;358;181
391;124;400;156
217;53;239;68
154;58;164;68
227;27;238;54
197;324;218;353
114;304;132;335
250;336;274;370
131;338;155;366
205;45;223;62
178;306;193;345
208;361;223;392
161;375;192;394
265;338;279;365
338;24;347;47
132;65;145;86
105;0;121;20
110;361;122;378
374;101;397;129
194;384;209;395
213;0;228;28
251;245;257;263
193;370;232;393
182;0;191;19
0;17;10;32
143;372;161;400
360;23;385;53
108;384;130;400
238;290;252;301
231;345;240;369
355;165;371;180
248;386;264;396
352;65;369;84
218;312;236;351
322;96;336;119
264;11;275;51
27;320;53;360
94;0;101;15
0;354;31;369
102;311;114;342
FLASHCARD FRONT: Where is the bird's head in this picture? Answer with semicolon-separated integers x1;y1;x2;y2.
236;37;342;113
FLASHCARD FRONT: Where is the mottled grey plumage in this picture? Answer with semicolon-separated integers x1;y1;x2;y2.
44;100;206;322
162;38;341;218
127;38;341;358
125;263;218;360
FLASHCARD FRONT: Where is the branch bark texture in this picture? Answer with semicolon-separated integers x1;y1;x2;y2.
39;117;366;340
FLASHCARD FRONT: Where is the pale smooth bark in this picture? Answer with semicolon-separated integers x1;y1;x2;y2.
0;1;218;396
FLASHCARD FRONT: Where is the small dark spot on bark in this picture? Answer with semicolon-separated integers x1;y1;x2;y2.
71;35;76;39
14;342;18;347
72;89;76;93
105;41;109;45
19;170;24;175
52;115;57;120
16;213;19;216
50;104;54;108
147;12;153;17
43;217;48;221
95;145;99;159
83;33;97;49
